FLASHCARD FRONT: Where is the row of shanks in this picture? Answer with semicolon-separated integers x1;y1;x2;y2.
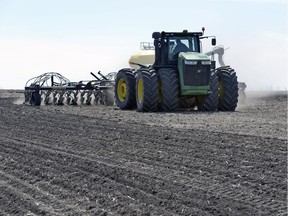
40;90;114;105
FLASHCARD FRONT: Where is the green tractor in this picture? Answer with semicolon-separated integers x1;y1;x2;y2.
115;30;239;112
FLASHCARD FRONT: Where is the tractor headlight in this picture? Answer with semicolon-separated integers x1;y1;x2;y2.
185;60;198;65
201;61;211;65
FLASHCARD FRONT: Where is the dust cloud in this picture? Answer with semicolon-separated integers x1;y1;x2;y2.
13;97;25;105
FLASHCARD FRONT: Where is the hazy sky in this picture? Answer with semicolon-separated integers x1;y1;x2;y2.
0;0;287;89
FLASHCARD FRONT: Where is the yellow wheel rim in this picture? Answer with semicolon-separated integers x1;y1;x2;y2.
117;78;127;102
137;78;143;103
219;80;224;100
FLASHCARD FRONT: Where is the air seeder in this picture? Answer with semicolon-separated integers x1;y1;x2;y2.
24;71;115;106
115;29;245;112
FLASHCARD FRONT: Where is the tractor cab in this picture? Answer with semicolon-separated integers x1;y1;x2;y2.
152;31;203;67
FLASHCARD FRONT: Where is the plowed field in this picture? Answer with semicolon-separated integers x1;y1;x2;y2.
0;90;287;216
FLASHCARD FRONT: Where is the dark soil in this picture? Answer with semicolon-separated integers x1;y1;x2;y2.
0;90;287;215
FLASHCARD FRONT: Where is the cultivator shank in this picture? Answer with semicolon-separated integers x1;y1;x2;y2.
24;72;115;106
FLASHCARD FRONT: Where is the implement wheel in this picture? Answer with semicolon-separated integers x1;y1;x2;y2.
115;69;136;110
158;68;179;112
197;70;219;111
31;92;41;106
217;67;238;111
136;69;158;112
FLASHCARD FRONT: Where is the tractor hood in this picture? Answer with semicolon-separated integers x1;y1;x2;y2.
179;52;210;61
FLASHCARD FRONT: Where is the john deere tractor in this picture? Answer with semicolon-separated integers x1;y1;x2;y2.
115;30;239;112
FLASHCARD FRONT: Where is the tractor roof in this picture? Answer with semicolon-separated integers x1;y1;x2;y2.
152;30;203;39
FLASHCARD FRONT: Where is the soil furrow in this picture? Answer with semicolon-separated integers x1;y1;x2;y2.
1;135;286;215
0;92;286;215
1;119;286;203
0;138;198;215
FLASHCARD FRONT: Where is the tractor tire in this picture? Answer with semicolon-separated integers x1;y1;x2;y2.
217;67;238;111
149;71;159;112
197;70;219;111
158;68;179;112
31;92;41;106
114;69;136;110
136;68;158;112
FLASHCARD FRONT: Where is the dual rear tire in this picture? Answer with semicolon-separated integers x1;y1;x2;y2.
115;67;179;112
136;69;158;112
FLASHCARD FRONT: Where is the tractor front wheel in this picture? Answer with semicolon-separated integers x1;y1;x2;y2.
158;68;179;112
197;70;219;111
218;67;238;111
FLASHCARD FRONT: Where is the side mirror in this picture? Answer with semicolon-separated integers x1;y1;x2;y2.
212;38;216;46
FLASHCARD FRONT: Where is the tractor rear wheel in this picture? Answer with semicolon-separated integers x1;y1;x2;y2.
197;70;219;111
115;69;136;110
136;68;158;112
158;68;179;112
217;67;238;111
149;72;159;112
